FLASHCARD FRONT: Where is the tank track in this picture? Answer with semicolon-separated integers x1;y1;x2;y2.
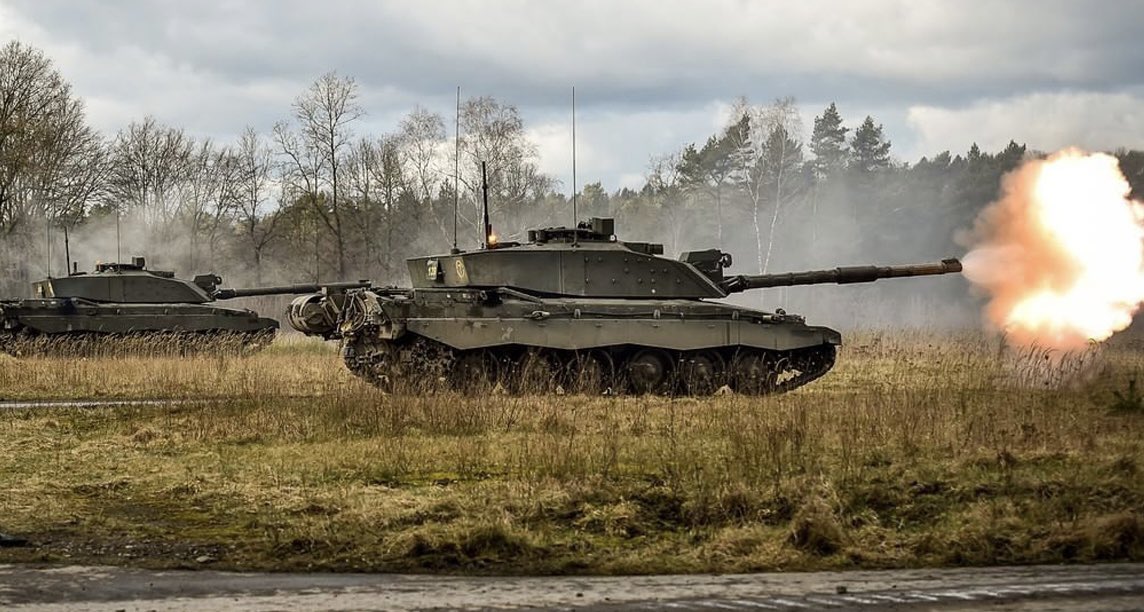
0;329;276;357
340;334;837;396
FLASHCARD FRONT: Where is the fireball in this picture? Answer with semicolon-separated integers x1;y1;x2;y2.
962;149;1144;349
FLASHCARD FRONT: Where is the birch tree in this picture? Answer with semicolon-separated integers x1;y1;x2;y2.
733;97;804;274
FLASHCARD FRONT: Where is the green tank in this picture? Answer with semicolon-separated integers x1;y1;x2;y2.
286;218;962;395
0;256;369;355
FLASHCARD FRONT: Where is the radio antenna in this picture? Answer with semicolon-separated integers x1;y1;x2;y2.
452;86;461;254
63;222;72;276
571;86;578;247
115;203;121;263
481;161;491;249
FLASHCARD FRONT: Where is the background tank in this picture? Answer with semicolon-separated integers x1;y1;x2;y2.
0;256;369;355
286;217;962;395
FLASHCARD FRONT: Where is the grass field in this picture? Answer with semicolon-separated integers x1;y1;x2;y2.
0;332;1142;574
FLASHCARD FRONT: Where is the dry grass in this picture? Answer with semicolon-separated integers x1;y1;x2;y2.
0;330;1142;574
0;334;350;400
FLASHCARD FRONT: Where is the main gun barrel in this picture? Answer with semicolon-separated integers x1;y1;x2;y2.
720;258;962;294
213;280;371;300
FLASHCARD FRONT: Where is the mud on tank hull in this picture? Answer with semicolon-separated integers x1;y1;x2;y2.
332;288;840;396
0;298;278;356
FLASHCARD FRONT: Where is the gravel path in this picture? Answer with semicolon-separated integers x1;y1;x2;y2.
0;398;196;410
1;563;1142;611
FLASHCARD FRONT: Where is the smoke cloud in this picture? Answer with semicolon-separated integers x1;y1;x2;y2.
961;149;1144;349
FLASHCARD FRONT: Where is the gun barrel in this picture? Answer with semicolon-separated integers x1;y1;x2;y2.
721;258;962;293
214;280;370;300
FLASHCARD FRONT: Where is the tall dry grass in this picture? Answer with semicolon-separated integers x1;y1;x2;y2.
0;334;350;400
0;330;1141;573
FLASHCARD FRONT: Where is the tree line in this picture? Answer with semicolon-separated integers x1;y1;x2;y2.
4;39;1143;325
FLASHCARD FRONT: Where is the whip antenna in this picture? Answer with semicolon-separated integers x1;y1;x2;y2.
63;222;72;276
452;86;461;253
572;86;578;247
481;161;491;249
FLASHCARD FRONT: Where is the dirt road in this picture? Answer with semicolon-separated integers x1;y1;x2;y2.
0;398;200;410
2;563;1142;611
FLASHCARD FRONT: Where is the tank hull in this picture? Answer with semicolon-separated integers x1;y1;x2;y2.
0;298;278;355
402;299;837;352
333;288;840;395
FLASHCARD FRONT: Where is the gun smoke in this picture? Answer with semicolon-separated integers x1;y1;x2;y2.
961;149;1144;350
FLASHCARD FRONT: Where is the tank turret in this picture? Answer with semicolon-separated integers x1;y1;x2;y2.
285;217;963;396
402;218;959;300
34;257;370;304
405;216;721;299
34;257;216;304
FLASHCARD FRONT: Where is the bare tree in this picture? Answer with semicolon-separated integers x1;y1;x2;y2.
106;117;194;253
397;106;446;203
275;71;364;277
0;40;105;285
396;106;448;242
344;135;408;279
234;127;280;284
180;139;240;270
343;137;380;275
456;96;553;240
643;152;689;256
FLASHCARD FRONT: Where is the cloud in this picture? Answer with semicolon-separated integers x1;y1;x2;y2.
527;103;729;192
4;0;1144;188
10;0;1144;105
906;91;1144;159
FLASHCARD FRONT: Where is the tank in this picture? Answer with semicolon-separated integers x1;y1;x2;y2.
0;256;370;355
285;218;962;395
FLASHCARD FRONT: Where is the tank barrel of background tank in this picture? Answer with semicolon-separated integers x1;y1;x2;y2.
720;258;962;294
213;280;371;300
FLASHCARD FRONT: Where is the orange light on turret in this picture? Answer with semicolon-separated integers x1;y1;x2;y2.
487;233;498;246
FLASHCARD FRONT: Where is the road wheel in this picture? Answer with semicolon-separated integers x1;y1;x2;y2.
452;350;501;392
513;348;560;394
731;350;773;395
568;350;616;395
681;350;725;396
626;349;672;395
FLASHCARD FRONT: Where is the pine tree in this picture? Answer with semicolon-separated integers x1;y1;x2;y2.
849;116;891;174
676;143;704;187
966;142;984;166
996;140;1026;173
809;102;848;180
696;127;742;247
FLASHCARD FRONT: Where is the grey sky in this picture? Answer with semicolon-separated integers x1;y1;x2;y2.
3;0;1143;192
